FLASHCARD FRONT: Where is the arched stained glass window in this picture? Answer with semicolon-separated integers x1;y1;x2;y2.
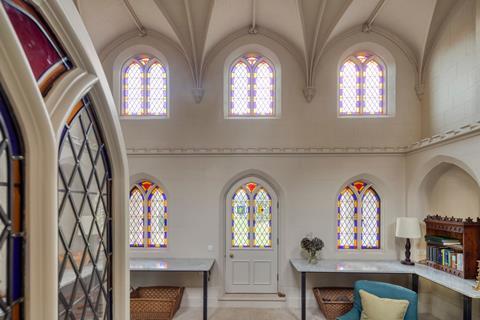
2;0;72;96
122;56;168;117
361;188;381;249
337;187;357;249
128;180;168;248
129;187;144;247
0;86;24;320
337;180;381;250
58;97;112;319
339;52;385;116
231;182;272;248
229;54;275;117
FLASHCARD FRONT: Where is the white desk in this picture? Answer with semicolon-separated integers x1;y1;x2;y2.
290;259;480;320
130;258;215;320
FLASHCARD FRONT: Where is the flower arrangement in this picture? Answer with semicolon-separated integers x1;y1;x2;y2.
301;236;324;264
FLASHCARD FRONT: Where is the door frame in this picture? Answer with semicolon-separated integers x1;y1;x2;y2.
222;175;279;294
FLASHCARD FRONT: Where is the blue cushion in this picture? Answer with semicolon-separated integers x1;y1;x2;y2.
337;280;417;320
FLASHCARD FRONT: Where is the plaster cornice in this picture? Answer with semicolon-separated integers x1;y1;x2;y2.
126;120;480;156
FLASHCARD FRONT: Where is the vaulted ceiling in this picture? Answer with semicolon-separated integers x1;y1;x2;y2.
77;0;463;102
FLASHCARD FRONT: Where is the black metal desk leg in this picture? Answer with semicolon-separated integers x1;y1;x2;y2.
411;274;418;293
463;295;472;320
203;271;208;320
301;272;306;320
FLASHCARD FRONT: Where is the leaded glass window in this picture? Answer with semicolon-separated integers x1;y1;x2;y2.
2;0;72;96
0;86;24;320
339;52;385;116
231;182;272;248
337;180;381;250
58;97;112;319
128;180;168;248
122;56;168;117
229;54;275;117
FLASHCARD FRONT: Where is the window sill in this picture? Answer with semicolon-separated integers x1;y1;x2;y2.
120;115;169;120
225;115;280;120
337;114;394;119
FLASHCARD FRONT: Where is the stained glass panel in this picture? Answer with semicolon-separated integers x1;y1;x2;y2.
253;189;272;248
2;0;72;96
253;61;274;116
339;53;385;116
361;188;380;249
58;98;112;319
337;187;357;249
364;61;383;114
129;187;144;247
0;86;24;320
339;60;359;115
232;188;249;247
149;188;167;248
147;62;167;116
123;61;143;115
129;181;168;248
230;61;250;116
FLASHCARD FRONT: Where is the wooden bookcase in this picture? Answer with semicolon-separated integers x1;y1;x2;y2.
424;215;480;279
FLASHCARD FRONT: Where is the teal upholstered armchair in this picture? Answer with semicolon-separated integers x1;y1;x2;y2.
337;280;418;320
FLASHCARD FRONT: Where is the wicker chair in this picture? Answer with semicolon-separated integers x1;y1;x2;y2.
130;286;184;320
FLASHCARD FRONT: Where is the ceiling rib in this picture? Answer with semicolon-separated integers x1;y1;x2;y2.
249;0;257;34
122;0;146;37
362;0;387;33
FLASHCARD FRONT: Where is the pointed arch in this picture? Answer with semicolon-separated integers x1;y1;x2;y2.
121;55;169;117
337;180;381;250
128;179;168;248
339;52;386;116
57;97;113;319
129;186;144;247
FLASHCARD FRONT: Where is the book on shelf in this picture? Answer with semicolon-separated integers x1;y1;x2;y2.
424;235;461;245
425;245;463;272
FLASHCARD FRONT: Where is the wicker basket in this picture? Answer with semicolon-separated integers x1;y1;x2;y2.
313;287;353;320
130;286;185;320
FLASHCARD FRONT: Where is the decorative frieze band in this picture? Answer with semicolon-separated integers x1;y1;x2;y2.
127;120;480;155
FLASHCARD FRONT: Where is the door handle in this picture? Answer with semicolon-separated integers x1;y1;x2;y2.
229;253;234;258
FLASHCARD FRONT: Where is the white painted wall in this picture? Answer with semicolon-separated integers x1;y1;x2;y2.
406;134;480;319
127;154;407;308
101;30;421;150
422;0;480;137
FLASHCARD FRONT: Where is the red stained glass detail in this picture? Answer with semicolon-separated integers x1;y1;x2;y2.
352;181;366;193
140;180;152;191
246;56;257;65
246;182;257;193
3;0;65;81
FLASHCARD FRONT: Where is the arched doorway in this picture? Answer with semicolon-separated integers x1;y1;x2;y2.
225;176;278;293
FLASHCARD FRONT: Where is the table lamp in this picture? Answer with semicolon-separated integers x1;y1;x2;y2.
396;217;421;265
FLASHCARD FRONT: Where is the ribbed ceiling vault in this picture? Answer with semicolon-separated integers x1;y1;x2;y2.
77;0;465;103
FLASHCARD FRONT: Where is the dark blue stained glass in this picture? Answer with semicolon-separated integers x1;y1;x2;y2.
0;85;25;319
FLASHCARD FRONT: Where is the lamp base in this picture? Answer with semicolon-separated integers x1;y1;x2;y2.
401;260;415;266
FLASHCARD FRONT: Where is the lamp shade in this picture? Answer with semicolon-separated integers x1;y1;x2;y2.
395;217;421;239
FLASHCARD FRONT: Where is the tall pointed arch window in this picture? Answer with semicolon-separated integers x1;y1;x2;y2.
0;86;25;319
129;180;168;248
228;54;276;117
231;182;272;248
58;97;113;319
2;0;72;96
121;56;168;117
337;180;381;249
339;52;385;116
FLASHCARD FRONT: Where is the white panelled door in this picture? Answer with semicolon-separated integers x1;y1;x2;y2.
225;177;278;293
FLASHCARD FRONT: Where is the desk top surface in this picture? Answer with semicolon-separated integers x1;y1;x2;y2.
290;259;480;299
130;258;215;272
